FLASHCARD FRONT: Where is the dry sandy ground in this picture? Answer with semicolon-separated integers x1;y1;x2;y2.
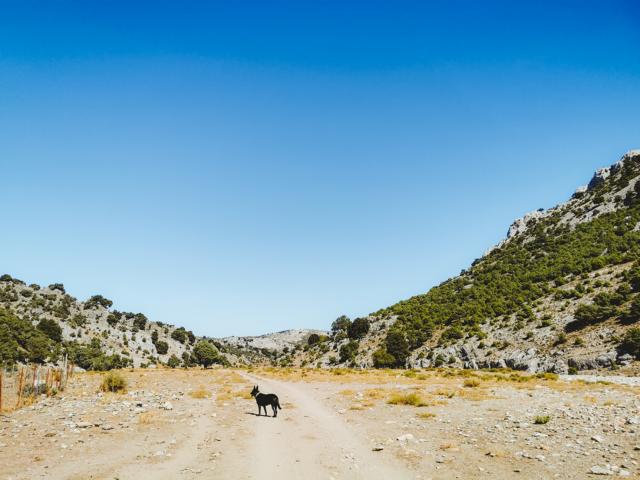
1;368;639;479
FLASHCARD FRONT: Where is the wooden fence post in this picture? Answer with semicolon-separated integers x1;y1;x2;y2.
32;365;37;399
45;368;51;396
16;367;25;409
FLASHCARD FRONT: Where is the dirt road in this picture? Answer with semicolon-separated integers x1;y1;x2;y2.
227;372;413;479
0;370;413;480
2;368;639;479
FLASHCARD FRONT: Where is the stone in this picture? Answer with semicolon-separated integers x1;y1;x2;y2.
589;465;613;475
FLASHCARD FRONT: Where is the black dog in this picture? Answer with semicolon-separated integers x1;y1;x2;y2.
250;385;282;417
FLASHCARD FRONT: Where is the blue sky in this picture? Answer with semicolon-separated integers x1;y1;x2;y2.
2;1;639;336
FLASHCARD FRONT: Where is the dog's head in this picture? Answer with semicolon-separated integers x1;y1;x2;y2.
250;385;259;397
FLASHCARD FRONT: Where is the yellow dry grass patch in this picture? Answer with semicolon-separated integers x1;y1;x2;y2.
363;388;387;399
189;386;211;399
434;388;457;398
387;391;430;407
463;378;481;388
416;412;436;420
138;411;160;425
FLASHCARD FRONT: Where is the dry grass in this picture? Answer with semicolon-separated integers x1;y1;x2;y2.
434;388;457;398
387;391;430;407
189;386;211;399
457;388;494;401
439;442;459;451
363;388;387;399
463;378;481;388
138;411;159;425
416;412;436;420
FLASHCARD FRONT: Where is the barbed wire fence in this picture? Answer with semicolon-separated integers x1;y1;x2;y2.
0;356;74;412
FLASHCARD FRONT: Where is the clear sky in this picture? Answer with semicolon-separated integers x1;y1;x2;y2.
2;1;640;337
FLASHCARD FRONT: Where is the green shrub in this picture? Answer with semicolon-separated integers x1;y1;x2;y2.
167;354;181;368
37;318;63;342
154;340;169;355
48;283;65;293
347;318;370;340
66;338;131;371
372;348;396;368
193;340;222;367
0;308;57;364
106;313;120;327
534;415;550;425
132;313;147;330
618;328;640;359
307;333;321;345
69;314;87;328
171;327;188;344
339;340;359;363
84;295;113;309
331;315;351;334
100;371;127;393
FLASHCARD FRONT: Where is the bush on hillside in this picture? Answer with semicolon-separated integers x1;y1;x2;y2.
0;309;57;364
618;328;640;359
154;340;169;355
132;313;147;330
171;327;188;344
347;318;370;340
167;354;181;368
372;348;396;368
385;330;409;367
37;318;63;343
193;340;221;368
84;294;113;309
66;338;130;371
48;283;65;293
331;315;351;334
339;340;359;363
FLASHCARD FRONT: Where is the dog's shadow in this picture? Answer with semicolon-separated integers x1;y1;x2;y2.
245;411;277;417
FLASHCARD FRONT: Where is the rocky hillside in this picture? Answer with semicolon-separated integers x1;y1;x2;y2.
0;279;206;369
218;329;326;364
0;277;324;369
290;150;640;373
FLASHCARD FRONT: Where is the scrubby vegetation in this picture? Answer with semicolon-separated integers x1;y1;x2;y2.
387;391;429;407
0;308;58;364
193;340;226;367
372;160;640;360
618;328;640;359
100;371;127;393
66;338;131;371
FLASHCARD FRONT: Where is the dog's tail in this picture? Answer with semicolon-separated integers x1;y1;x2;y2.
277;397;282;410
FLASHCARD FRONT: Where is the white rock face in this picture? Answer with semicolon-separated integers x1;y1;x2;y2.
506;209;546;239
221;329;326;352
486;149;640;254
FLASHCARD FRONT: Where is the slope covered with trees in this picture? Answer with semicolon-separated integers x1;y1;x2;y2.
294;151;640;372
